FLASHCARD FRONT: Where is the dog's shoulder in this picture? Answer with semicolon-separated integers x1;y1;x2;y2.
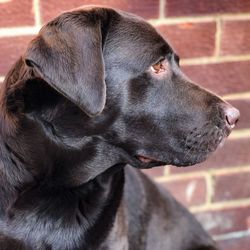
123;166;217;250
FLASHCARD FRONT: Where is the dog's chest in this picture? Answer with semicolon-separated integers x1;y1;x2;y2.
98;202;129;250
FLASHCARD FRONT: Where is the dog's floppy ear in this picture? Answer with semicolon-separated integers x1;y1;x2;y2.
24;11;106;116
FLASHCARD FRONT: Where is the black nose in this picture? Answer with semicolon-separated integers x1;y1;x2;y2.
222;104;240;128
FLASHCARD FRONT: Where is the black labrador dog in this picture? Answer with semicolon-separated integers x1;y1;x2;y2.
0;7;240;250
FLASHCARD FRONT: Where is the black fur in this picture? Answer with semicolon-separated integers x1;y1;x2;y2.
0;7;239;250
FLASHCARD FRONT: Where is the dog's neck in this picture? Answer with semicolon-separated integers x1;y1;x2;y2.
0;139;125;249
0;57;129;248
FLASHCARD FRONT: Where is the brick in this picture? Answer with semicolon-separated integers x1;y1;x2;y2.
40;0;159;23
142;166;165;177
160;176;206;207
213;172;250;202
195;206;250;235
169;138;250;174
217;234;250;250
220;20;250;56
0;36;33;76
0;0;34;27
165;0;250;17
157;22;216;58
182;61;250;96
227;99;250;130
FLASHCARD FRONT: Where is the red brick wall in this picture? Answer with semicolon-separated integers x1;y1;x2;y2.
0;1;249;249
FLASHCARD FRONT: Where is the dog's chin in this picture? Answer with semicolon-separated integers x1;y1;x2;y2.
132;143;218;169
174;132;230;167
133;152;208;169
172;124;231;167
172;153;209;167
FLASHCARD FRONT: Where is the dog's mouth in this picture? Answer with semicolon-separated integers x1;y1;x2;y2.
135;154;166;168
130;123;232;169
134;125;230;168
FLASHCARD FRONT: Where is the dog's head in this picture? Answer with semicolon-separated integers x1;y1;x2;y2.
1;7;239;185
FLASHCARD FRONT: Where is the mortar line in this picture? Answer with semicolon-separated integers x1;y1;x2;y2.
223;91;250;100
159;0;166;19
33;0;42;28
190;198;250;213
229;129;250;140
205;173;214;205
0;0;12;3
220;13;250;20
149;12;250;25
181;54;250;65
214;17;222;58
0;26;39;37
163;165;170;176
150;16;215;25
210;165;250;176
156;171;208;182
156;165;250;183
213;229;250;241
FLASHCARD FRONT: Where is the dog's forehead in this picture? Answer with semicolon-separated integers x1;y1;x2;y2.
115;11;169;48
70;7;172;58
104;10;172;65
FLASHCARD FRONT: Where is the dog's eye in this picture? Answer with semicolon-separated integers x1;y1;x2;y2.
151;59;166;74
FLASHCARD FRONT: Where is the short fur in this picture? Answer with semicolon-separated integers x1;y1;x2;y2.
0;7;237;250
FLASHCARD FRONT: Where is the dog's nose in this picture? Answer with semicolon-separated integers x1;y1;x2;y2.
222;104;240;128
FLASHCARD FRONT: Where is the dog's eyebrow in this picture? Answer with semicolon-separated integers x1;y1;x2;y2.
151;44;172;64
159;44;173;56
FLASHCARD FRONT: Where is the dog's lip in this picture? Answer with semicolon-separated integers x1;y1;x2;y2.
135;154;166;167
137;155;157;163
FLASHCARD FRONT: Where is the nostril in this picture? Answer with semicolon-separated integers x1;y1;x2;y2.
224;106;240;128
226;115;238;127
